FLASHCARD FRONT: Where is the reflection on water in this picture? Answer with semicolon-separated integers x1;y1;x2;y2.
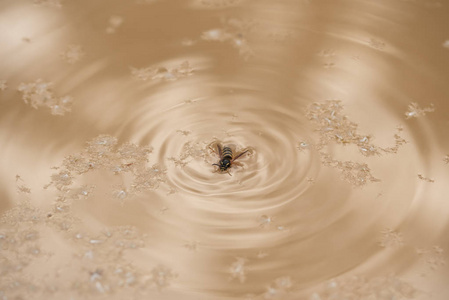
1;0;449;299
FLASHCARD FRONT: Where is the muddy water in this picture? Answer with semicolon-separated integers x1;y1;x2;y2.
1;0;449;299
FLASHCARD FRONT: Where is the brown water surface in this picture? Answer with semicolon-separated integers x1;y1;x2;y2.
1;0;449;299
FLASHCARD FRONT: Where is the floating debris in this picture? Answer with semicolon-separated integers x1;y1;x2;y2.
307;100;406;156
317;49;336;58
17;185;31;194
416;246;446;271
306;101;407;186
258;215;274;228
60;44;85;64
310;275;419;300
368;38;386;50
49;170;74;191
130;61;194;82
417;174;434;183
256;250;269;259
15;175;31;194
321;152;380;187
263;276;293;299
443;155;449;164
380;228;404;248
176;130;191;136
151;265;177;290
45;135;162;203
167;156;189;168
229;257;247;283
183;241;197;251
17;79;73;115
404;102;434;119
168;141;207;168
106;15;124;34
323;61;336;69
201;18;255;59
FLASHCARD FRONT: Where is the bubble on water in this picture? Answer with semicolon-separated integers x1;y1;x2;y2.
60;44;85;64
17;79;73;116
404;102;434;119
113;187;129;202
0;80;7;91
297;141;311;152
380;228;404;248
229;257;247;283
70;185;95;200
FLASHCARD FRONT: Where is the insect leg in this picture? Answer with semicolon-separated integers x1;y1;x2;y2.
232;161;244;167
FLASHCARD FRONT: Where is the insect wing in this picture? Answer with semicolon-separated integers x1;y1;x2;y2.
217;143;223;157
208;141;223;157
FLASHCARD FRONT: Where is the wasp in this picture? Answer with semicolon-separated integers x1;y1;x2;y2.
209;142;251;175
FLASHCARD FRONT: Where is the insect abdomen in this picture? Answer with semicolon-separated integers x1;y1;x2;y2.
222;147;233;159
